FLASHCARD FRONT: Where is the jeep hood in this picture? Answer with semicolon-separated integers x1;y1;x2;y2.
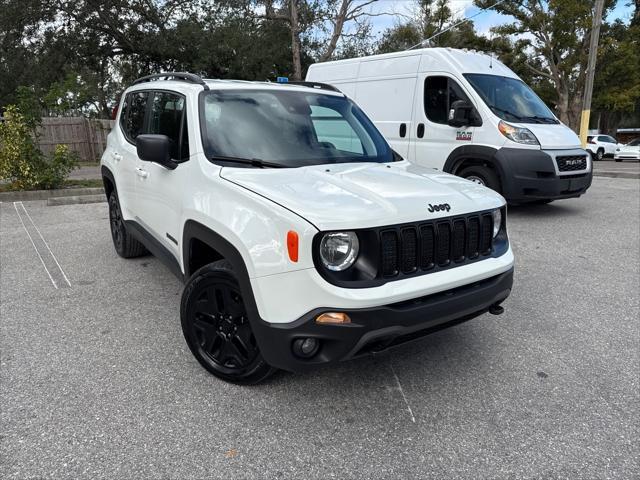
220;161;504;231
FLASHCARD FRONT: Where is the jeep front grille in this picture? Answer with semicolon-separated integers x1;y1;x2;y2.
556;155;587;172
379;213;494;278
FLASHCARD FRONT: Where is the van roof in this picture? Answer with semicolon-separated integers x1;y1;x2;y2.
307;47;518;81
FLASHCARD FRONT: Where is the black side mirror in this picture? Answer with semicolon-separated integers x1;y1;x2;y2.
448;100;481;128
136;134;177;170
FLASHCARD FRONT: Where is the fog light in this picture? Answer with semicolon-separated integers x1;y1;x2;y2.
316;312;351;324
292;337;320;358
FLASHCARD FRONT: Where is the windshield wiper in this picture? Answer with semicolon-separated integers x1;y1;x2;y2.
490;106;524;121
211;155;286;169
523;115;559;124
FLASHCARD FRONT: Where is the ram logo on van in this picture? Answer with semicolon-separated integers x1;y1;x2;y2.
456;131;472;141
428;203;451;213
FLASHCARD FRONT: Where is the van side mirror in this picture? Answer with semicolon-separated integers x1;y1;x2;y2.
136;134;177;170
448;100;481;128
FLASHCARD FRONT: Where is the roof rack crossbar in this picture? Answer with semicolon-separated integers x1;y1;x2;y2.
132;72;210;90
285;81;341;93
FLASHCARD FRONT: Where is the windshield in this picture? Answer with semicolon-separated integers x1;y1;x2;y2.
199;89;393;167
464;74;558;124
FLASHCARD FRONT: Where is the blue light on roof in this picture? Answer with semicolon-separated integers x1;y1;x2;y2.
276;77;289;83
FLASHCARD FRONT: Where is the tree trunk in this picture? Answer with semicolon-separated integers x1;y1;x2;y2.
320;0;349;62
556;88;570;126
290;0;302;80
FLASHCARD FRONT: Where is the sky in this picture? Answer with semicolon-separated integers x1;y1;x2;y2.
366;0;636;39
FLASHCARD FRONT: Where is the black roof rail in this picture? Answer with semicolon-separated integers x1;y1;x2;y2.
132;72;209;91
284;81;342;93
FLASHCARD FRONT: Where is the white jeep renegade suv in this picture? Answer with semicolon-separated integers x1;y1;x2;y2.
101;72;514;384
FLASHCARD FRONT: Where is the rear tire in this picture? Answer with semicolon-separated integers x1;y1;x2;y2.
596;149;604;161
108;192;148;258
458;165;501;193
181;260;275;385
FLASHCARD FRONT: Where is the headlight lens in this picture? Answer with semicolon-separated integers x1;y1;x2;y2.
319;232;359;271
492;209;502;238
498;121;539;145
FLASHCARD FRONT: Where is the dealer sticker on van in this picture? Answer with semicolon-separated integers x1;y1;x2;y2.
456;131;473;141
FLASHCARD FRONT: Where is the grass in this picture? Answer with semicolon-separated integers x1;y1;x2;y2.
0;178;103;193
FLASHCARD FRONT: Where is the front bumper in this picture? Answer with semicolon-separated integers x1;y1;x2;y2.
252;268;514;372
495;148;593;203
614;153;640;160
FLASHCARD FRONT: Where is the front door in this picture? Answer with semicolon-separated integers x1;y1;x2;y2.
411;74;479;169
134;90;190;259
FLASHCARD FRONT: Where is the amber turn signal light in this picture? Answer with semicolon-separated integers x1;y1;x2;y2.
287;230;299;262
315;312;351;324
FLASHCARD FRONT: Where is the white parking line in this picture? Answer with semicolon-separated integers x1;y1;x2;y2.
17;202;72;287
13;202;58;289
390;362;416;423
13;201;72;289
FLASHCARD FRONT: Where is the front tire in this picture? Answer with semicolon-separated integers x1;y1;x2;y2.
180;260;275;385
458;165;501;192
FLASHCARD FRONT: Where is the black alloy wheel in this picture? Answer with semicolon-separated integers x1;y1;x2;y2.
181;260;274;384
108;191;147;258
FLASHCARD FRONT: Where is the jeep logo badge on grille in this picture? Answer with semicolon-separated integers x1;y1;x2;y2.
428;203;451;213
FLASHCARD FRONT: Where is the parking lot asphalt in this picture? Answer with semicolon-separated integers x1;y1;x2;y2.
1;177;638;479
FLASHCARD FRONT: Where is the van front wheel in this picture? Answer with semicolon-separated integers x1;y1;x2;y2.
458;165;501;193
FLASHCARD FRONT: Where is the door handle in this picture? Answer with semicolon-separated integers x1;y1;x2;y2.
135;167;148;178
399;123;407;138
417;123;425;138
111;152;122;162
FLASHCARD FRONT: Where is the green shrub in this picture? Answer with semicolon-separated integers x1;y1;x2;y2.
0;105;78;190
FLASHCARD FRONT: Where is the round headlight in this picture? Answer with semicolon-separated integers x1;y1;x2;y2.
492;209;502;238
319;232;359;271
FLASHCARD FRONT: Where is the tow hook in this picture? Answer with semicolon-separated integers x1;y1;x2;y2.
489;304;505;315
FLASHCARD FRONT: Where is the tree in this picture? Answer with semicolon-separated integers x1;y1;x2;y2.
378;0;491;53
592;1;640;134
474;0;618;131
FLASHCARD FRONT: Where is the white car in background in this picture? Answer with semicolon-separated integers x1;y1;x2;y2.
586;134;620;160
614;138;640;162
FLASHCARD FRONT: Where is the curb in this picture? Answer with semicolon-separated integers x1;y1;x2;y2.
47;194;106;206
593;171;640;179
0;187;104;202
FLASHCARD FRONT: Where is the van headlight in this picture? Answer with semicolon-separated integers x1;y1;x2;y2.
498;121;539;145
319;232;359;271
492;209;502;238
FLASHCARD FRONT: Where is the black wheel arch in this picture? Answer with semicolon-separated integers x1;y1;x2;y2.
101;165;116;200
182;220;274;357
443;145;505;180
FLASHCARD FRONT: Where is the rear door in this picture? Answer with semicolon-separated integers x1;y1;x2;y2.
117;91;149;218
411;74;479;169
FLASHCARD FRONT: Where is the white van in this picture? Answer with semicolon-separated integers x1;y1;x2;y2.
307;47;593;203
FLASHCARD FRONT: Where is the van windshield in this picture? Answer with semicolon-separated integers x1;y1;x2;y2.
464;74;558;124
199;89;393;168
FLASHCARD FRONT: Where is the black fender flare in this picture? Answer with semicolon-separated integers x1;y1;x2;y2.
101;165;116;199
182;219;261;318
181;220;283;360
443;145;505;179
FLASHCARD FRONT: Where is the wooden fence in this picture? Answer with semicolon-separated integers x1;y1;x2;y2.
38;117;114;162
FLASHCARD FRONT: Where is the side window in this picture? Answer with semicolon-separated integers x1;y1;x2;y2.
148;91;189;161
310;105;363;154
424;76;471;125
424;76;448;124
121;92;149;141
